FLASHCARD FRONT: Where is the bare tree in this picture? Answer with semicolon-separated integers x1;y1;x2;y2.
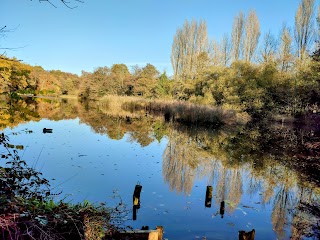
259;30;277;63
197;20;208;54
171;28;183;80
315;5;320;54
231;11;245;61
220;34;232;66
209;34;231;66
185;20;198;78
243;10;261;62
171;19;209;80
318;5;320;40
209;39;220;66
278;24;294;72
294;0;316;59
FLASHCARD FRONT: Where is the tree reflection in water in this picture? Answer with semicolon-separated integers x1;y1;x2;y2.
1;97;319;239
162;123;320;239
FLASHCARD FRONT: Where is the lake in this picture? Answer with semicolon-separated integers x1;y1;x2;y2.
1;97;319;239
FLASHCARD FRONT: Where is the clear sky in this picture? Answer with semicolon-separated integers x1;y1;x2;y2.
2;0;305;76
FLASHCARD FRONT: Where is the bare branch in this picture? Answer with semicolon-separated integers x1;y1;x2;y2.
31;0;84;9
61;0;78;9
0;26;26;51
0;46;28;50
61;0;84;8
0;25;19;34
39;0;57;8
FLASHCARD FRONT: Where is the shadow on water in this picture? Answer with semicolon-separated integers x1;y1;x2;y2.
1;97;320;239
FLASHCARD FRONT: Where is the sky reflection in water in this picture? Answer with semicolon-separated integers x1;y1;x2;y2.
2;99;319;240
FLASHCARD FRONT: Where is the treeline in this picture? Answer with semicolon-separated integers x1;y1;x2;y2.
0;57;170;98
0;56;80;96
79;63;170;99
1;0;320;118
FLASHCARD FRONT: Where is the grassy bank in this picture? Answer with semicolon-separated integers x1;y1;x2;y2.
0;199;121;240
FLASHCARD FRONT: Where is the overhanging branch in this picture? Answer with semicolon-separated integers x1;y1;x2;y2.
33;0;84;9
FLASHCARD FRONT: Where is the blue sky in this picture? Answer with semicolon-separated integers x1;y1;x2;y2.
2;0;304;76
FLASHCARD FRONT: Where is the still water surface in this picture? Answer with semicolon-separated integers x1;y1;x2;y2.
1;98;319;239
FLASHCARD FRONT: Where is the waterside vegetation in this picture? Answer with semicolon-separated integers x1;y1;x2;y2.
0;133;128;240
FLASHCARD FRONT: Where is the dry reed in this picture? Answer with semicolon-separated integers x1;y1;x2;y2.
99;95;250;125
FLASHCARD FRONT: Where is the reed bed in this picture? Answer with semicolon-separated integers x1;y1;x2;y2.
98;95;145;118
99;95;250;125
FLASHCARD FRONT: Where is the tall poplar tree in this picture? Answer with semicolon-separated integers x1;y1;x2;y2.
315;6;320;57
231;12;245;61
243;10;261;62
294;0;316;59
171;19;208;80
278;24;294;72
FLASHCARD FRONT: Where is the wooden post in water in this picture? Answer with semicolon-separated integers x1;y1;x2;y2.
133;205;138;221
220;201;225;218
133;184;142;221
239;229;255;240
205;186;213;208
43;128;53;133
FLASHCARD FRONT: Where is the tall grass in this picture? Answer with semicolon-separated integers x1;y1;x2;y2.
137;100;245;126
99;95;250;125
98;95;145;118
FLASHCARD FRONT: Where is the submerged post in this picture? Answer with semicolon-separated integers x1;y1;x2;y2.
43;128;53;133
239;229;255;240
132;184;142;221
220;201;225;218
205;186;213;208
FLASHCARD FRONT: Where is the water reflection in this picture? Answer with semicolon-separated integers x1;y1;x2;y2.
1;97;319;239
162;122;320;239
